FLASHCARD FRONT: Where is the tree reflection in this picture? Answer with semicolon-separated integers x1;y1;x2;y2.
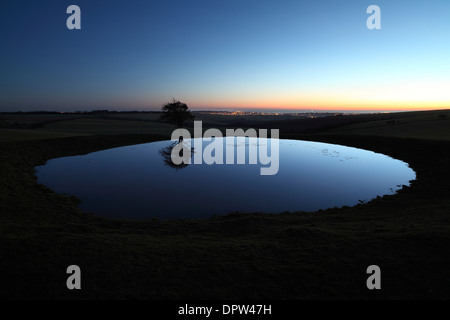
159;141;194;171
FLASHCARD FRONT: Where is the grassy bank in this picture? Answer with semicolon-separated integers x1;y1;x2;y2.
1;128;450;299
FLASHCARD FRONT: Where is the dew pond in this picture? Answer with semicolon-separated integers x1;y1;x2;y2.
35;138;416;219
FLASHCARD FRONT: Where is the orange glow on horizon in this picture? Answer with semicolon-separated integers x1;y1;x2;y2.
187;80;450;112
190;99;450;112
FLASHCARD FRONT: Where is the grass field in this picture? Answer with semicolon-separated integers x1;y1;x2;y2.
1;110;450;299
0;129;85;142
325;109;450;140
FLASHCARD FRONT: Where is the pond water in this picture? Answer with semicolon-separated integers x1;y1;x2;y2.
35;138;416;219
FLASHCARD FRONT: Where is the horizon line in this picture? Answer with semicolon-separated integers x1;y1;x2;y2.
2;107;450;115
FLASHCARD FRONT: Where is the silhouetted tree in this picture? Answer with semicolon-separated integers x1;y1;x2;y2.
160;99;195;128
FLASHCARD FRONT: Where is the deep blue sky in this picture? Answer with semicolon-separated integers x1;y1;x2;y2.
1;0;450;111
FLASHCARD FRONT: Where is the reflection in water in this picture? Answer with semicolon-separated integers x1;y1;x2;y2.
159;141;193;170
35;138;416;220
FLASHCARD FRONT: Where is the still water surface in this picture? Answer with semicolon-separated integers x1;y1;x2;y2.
35;138;416;219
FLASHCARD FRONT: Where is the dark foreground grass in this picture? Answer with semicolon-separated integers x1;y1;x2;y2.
1;133;450;299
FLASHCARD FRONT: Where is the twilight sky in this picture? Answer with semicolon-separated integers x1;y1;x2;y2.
1;0;450;112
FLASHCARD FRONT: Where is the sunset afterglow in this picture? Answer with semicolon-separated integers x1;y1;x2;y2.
1;0;449;112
